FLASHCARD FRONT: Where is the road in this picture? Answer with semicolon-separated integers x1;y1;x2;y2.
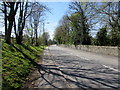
37;45;119;89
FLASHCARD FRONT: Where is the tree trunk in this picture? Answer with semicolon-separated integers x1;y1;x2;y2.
4;3;8;43
6;16;14;44
35;28;38;46
4;2;19;44
16;2;28;44
31;37;34;45
16;32;23;44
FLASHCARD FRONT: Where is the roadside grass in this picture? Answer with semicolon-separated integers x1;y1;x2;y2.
2;42;46;89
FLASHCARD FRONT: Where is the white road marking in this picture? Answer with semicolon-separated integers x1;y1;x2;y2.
76;55;91;61
69;53;91;61
83;57;90;61
102;65;119;72
79;56;90;60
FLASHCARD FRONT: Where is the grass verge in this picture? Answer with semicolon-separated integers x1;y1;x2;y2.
2;42;46;89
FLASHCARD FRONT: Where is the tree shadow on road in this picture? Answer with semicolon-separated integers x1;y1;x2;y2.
37;64;118;89
12;44;119;90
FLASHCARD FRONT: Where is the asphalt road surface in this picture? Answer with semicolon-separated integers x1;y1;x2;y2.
37;45;119;89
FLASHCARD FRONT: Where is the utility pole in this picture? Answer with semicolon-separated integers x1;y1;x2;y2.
42;22;49;45
43;23;45;34
43;22;49;33
42;23;44;45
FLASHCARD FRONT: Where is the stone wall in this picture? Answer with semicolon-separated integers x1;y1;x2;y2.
60;44;119;57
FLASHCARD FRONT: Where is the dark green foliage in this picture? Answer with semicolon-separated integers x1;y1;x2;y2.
54;13;91;46
109;21;120;46
96;27;108;46
82;35;91;45
95;25;120;46
54;2;119;46
2;42;45;89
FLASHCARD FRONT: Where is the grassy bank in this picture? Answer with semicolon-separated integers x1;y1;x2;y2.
2;42;46;89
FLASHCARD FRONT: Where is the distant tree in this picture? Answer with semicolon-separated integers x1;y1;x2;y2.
42;32;50;45
96;26;109;46
23;27;34;45
68;13;81;46
90;37;97;45
47;39;53;45
54;26;64;44
59;15;71;44
29;2;49;46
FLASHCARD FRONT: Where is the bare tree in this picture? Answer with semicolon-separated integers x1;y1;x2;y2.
0;2;20;44
14;2;28;44
30;2;49;46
